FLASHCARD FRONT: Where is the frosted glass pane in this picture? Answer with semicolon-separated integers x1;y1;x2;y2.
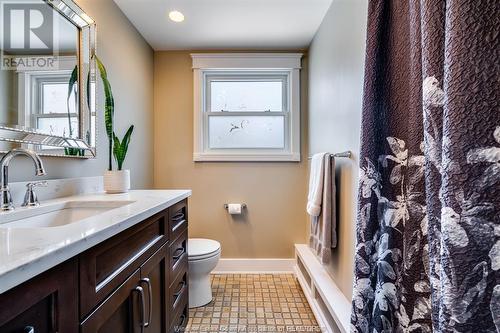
209;116;284;149
37;117;78;137
210;81;283;112
42;83;72;114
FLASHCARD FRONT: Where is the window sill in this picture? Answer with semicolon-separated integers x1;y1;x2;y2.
193;152;301;162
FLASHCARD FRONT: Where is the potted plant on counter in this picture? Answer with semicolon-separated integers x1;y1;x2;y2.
96;56;135;193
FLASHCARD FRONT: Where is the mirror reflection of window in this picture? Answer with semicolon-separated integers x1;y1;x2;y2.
32;71;79;138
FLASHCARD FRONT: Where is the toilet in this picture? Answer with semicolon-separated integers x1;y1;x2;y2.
188;238;221;308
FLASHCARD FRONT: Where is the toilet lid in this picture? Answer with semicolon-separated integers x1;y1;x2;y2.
188;238;221;260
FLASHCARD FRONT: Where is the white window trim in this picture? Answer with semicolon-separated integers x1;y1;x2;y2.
192;53;302;162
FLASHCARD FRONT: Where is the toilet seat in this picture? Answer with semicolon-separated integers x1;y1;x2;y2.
188;238;221;261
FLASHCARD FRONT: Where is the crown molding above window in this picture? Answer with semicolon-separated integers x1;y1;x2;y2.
191;53;303;70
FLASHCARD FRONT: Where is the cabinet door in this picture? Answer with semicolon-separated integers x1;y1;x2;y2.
80;269;144;333
0;260;78;333
140;243;169;333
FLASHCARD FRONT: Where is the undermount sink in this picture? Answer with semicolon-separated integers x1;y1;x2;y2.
0;200;136;228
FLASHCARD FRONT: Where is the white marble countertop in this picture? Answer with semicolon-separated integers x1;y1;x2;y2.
0;189;191;294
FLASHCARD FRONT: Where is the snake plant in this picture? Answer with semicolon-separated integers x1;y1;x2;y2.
95;56;134;171
67;65;77;137
95;56;115;170
113;125;134;170
64;65;84;156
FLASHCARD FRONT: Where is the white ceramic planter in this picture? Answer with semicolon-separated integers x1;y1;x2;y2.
103;170;130;194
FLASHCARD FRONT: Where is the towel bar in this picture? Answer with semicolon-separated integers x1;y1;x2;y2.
307;151;351;159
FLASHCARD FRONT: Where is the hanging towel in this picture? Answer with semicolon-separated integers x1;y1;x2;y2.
307;153;327;216
309;153;336;264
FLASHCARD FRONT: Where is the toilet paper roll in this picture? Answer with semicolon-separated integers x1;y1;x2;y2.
227;203;242;215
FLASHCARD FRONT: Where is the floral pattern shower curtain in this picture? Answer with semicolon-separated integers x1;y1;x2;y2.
351;1;499;332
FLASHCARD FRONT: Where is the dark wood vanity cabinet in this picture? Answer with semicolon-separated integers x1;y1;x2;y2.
0;199;189;333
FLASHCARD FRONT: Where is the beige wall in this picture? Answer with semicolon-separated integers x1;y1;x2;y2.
308;0;368;299
154;51;309;258
6;0;154;188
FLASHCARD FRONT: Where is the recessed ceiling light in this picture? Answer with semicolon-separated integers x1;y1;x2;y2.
169;10;184;23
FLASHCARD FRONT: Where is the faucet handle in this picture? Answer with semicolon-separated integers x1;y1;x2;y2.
22;181;47;207
26;181;48;189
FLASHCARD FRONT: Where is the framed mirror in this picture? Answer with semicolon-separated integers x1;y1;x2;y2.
0;0;96;157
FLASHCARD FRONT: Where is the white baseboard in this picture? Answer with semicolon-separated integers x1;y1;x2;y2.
213;258;295;274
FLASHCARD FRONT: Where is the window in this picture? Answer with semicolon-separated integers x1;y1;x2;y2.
33;75;79;138
192;53;302;161
206;73;287;150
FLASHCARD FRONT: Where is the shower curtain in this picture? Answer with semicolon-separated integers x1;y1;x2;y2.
351;1;499;332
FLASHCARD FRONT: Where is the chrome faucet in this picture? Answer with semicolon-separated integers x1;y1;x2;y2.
0;148;46;211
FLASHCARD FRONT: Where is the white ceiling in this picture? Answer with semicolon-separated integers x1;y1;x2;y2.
113;0;332;50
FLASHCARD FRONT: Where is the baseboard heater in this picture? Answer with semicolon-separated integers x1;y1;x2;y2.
294;244;351;333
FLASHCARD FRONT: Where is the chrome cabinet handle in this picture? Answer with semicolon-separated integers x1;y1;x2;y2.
172;247;185;261
140;278;152;328
171;218;186;232
171;211;186;232
173;280;186;307
133;285;145;333
173;280;186;298
172;212;184;222
24;326;34;333
175;314;187;332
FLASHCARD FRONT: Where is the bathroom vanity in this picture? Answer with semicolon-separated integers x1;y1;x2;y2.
0;190;190;333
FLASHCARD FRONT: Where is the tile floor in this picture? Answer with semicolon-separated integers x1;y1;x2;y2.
186;274;322;332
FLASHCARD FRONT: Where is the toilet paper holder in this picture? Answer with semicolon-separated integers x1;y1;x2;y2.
223;203;247;209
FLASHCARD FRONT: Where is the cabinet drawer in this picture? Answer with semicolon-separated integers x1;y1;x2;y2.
79;209;169;318
169;229;188;284
169;199;188;241
170;295;188;333
169;270;188;314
